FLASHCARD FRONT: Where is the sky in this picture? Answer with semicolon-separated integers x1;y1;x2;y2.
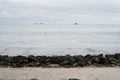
0;0;120;24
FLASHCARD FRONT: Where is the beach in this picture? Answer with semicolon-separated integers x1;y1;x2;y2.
0;67;120;80
0;25;120;80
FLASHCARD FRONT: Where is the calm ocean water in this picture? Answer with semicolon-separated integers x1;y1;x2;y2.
0;24;120;56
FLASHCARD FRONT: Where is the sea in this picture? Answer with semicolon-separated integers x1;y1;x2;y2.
0;24;120;56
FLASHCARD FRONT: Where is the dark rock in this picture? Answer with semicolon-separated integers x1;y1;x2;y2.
36;56;47;64
0;54;120;67
28;55;38;62
114;53;120;61
108;57;119;66
62;60;71;65
91;57;99;63
68;78;80;80
84;54;92;59
30;78;39;80
10;55;28;67
0;55;11;67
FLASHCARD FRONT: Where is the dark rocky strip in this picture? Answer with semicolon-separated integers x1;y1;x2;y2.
0;53;120;67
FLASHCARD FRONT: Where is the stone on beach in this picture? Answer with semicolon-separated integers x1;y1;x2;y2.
68;78;80;80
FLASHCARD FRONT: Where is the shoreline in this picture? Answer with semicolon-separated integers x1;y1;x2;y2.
0;53;120;67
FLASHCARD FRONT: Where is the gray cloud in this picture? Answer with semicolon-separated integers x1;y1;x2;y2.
0;0;120;24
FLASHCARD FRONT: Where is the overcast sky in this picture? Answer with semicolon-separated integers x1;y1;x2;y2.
0;0;120;24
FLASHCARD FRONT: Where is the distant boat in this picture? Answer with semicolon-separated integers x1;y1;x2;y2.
74;23;78;25
34;23;44;24
34;23;38;24
40;23;44;24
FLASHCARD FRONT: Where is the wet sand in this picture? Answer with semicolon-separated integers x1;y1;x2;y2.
0;67;120;80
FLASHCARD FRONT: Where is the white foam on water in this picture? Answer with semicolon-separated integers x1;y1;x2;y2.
0;24;120;55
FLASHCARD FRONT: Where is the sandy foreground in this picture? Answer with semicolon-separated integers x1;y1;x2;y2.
0;68;120;80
